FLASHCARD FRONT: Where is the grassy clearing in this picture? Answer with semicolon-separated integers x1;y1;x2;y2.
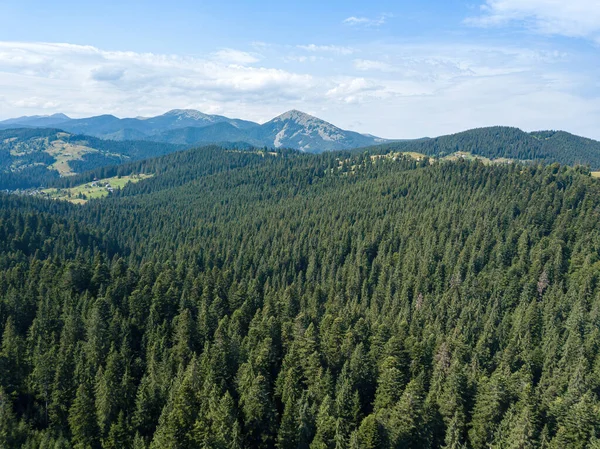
46;141;100;176
400;151;429;160
41;174;153;204
441;152;516;166
369;151;430;162
592;172;600;178
7;137;101;175
442;151;491;163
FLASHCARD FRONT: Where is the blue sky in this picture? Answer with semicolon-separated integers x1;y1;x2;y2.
1;0;599;139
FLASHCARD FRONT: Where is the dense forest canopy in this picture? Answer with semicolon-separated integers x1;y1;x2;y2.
2;144;600;448
362;126;600;169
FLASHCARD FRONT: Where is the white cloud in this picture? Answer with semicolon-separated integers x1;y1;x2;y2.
297;44;356;55
0;41;315;119
354;59;394;72
283;55;327;64
212;48;261;64
284;55;309;63
0;40;599;140
327;44;600;139
90;66;125;81
326;78;384;103
12;97;59;109
467;0;600;42
343;15;387;27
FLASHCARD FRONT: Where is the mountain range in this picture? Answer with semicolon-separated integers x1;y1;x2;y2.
0;109;388;152
4;107;600;193
4;122;600;192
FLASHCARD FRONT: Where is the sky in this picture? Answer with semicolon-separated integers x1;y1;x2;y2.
0;0;599;139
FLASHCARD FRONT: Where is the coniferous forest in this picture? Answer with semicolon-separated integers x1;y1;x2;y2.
2;145;600;448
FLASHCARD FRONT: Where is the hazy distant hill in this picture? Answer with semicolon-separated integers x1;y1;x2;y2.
156;122;263;146
0;112;71;128
45;109;259;138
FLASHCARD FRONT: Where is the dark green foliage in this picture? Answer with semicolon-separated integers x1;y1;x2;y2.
69;383;100;449
2;144;600;447
364;126;600;168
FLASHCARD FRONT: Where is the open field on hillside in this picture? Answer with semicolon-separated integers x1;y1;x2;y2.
46;141;100;175
41;174;152;204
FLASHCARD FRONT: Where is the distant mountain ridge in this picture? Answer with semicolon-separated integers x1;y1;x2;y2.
3;123;600;192
0;113;71;127
0;109;387;152
4;111;600;166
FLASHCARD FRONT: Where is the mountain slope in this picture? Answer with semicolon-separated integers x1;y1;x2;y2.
530;130;600;165
144;109;259;131
0;128;185;189
54;114;125;136
155;122;263;146
150;110;385;150
363;126;600;168
253;109;383;152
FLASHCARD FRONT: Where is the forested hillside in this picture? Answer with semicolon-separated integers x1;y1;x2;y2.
0;128;185;190
364;126;600;168
4;124;600;193
2;146;600;448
